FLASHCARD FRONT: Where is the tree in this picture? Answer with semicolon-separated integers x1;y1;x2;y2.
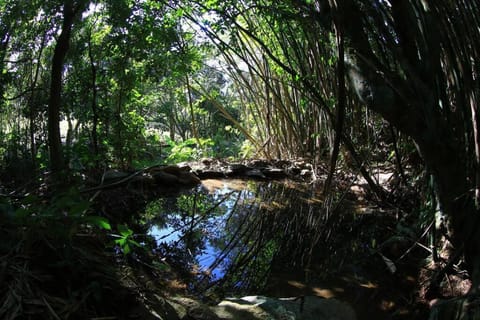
48;0;87;173
1;2;55;177
328;0;480;290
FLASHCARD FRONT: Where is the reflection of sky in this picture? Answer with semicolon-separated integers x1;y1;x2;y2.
149;224;226;279
148;225;179;243
197;241;224;279
147;180;254;280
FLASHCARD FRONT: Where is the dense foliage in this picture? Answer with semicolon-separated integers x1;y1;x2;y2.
1;0;479;318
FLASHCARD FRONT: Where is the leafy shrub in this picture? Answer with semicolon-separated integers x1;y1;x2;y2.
0;190;135;319
239;139;256;159
166;137;214;163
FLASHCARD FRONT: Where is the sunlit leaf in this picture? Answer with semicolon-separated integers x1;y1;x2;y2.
117;224;132;236
83;216;112;230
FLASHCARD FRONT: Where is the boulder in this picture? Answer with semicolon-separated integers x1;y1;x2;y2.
177;171;201;186
163;296;355;320
245;169;267;179
226;163;248;176
152;170;182;185
262;168;287;179
212;296;356;320
195;170;226;179
248;159;272;168
151;166;201;187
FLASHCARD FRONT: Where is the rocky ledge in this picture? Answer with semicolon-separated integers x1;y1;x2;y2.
87;158;318;194
184;158;317;181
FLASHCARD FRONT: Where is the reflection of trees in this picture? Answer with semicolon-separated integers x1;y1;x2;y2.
195;181;339;294
200;194;268;292
155;190;235;274
156;180;352;295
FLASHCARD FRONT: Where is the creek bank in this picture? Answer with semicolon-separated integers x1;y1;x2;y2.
188;158;316;180
85;158;318;196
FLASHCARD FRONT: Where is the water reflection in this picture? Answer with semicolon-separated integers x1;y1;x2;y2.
142;178;430;320
146;178;342;296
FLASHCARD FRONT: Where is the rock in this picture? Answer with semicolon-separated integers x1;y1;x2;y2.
201;158;213;166
165;295;356;320
245;169;267;179
226;163;248;176
152;170;181;185
167;296;221;320
300;169;312;179
182;159;318;182
166;297;196;319
161;165;189;176
151;166;201;187
287;167;301;175
187;305;221;320
195;170;226;179
293;160;312;170
262;168;287;179
177;171;201;186
212;296;356;320
248;159;272;168
213;298;272;320
273;159;292;168
176;163;193;171
349;185;366;201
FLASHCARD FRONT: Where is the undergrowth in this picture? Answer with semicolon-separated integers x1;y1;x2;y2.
0;190;137;319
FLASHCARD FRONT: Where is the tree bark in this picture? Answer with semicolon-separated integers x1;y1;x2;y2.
87;29;99;161
48;1;79;173
29;28;48;169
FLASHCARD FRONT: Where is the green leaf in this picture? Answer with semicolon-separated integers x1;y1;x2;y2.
128;239;141;248
117;224;133;237
83;216;112;230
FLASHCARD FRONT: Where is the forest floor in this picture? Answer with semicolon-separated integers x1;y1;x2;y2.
0;159;472;319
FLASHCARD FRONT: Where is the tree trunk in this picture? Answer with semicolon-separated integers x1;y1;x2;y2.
48;1;86;173
185;74;201;146
0;28;11;92
48;1;77;173
29;30;47;169
87;30;99;163
338;0;480;293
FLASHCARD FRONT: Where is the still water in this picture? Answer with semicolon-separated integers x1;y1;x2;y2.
143;178;427;319
145;178;355;294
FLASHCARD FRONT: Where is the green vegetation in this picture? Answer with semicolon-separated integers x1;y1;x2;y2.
1;0;479;318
